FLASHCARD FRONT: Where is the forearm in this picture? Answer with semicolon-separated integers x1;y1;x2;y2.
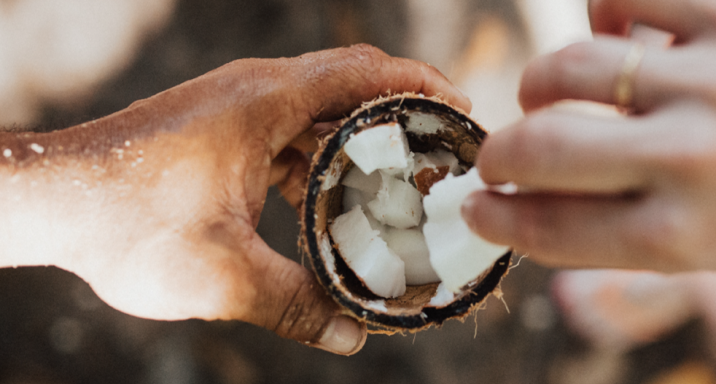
0;114;140;268
0;101;212;271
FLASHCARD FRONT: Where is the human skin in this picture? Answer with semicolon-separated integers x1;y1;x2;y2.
462;0;716;272
0;44;471;355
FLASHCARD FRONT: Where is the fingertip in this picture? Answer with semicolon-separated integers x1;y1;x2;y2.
461;189;518;250
461;190;494;239
417;63;472;113
313;315;367;356
455;86;473;114
461;191;483;234
475;134;510;186
518;55;551;112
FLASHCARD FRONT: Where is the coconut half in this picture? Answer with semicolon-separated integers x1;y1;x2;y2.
300;93;512;332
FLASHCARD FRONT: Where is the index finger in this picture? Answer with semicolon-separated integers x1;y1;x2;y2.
270;44;471;157
294;44;472;120
477;108;651;194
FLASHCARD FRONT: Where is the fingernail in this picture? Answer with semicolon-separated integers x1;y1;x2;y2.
457;86;469;99
316;315;365;355
456;86;473;111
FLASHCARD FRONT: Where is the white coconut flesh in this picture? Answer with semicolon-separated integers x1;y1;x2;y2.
342;122;410;175
413;149;460;177
367;171;423;229
383;227;439;285
423;168;510;293
329;122;509;301
329;205;406;298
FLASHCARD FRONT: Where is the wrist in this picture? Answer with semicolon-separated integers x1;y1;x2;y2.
0;109;162;270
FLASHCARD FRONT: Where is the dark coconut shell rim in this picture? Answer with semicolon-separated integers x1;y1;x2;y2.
301;94;512;332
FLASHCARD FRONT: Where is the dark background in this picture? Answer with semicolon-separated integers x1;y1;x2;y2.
1;0;711;383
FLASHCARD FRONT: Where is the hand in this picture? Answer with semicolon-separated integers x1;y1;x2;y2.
0;44;471;355
461;0;716;272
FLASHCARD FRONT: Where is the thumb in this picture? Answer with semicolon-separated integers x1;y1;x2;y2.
243;241;367;355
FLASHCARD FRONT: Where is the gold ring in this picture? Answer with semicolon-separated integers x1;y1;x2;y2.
614;43;646;109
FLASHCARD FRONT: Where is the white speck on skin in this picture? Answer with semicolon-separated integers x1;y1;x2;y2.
138;150;143;155
131;162;137;168
3;149;11;158
73;180;81;186
30;143;44;154
118;154;123;160
136;158;144;163
125;141;131;147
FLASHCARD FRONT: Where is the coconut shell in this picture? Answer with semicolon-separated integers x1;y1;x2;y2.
300;93;512;333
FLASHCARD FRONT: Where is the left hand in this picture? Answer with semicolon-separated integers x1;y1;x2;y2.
461;0;716;272
0;44;470;355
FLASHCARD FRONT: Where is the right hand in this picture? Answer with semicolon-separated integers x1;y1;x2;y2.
463;0;716;272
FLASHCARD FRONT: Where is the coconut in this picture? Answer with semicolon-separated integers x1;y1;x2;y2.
301;93;512;332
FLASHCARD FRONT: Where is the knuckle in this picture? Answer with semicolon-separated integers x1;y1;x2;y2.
272;268;334;342
346;43;387;59
549;42;594;94
338;44;389;73
512;201;553;253
647;115;716;180
625;205;692;269
311;44;391;89
508;112;564;178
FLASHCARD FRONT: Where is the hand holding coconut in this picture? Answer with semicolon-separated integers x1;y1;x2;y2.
463;0;716;272
0;44;470;355
303;94;512;332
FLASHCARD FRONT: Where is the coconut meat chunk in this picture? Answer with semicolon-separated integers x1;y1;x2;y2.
383;228;439;285
413;149;460;176
329;205;406;298
367;171;423;229
343;122;410;175
405;112;444;135
423;168;510;293
342;186;373;213
429;282;455;307
341;166;381;194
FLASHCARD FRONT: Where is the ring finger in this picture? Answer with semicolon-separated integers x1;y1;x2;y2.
519;35;713;113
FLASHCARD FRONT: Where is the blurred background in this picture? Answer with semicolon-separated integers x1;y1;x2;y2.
1;0;715;383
